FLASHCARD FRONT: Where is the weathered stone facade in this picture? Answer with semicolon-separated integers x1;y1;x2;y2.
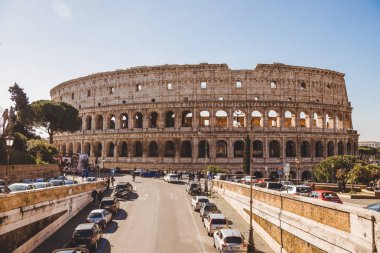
50;63;358;177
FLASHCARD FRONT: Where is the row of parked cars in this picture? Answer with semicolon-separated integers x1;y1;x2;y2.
189;192;248;252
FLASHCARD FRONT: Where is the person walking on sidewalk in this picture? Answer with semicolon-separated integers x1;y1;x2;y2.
91;189;98;205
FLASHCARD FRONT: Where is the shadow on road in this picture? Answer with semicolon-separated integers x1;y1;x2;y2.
103;221;119;234
96;238;111;253
113;209;128;220
128;192;139;201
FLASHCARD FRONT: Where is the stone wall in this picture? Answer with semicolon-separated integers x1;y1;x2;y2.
0;181;106;253
213;180;380;253
0;164;61;183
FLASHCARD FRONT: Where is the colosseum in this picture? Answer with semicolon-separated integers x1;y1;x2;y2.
51;62;359;180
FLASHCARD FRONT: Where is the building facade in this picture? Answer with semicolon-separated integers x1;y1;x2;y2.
51;63;359;179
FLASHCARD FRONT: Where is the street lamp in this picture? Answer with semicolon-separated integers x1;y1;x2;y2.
331;163;335;184
295;157;300;184
4;135;15;193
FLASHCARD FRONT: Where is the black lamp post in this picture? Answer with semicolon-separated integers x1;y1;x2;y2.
4;135;15;193
295;157;300;184
244;135;255;253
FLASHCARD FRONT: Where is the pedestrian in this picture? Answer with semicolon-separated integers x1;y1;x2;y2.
98;190;103;203
106;176;110;189
311;182;316;191
111;175;115;187
91;189;98;205
82;171;85;182
337;180;342;193
342;180;346;192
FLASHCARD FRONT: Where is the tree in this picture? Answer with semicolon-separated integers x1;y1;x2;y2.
27;139;59;164
313;155;360;182
30;100;81;143
201;165;230;174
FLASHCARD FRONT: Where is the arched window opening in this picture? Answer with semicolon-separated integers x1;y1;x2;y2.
164;141;175;157
165;111;175;128
149;141;159;157
313;113;323;128
251;111;263;127
234;140;244;158
75;143;81;154
284;111;295;128
84;143;91;156
347;142;352;155
285;140;296;157
95;115;103;130
327;141;335;156
336;113;343;130
95;142;102;157
216;140;228;158
302;171;313;181
198;140;210;158
86;116;92;130
121;113;128;129
67;143;73;156
150;112;158;128
199;111;210;127
325;113;333;129
109;115;116;129
338;141;344;155
215;110;228;128
289;170;297;179
269;140;281;158
61;144;66;156
301;141;310;157
299;112;310;128
254;171;263;178
182;111;193;127
119;142;128;157
268;110;280;127
233;110;246;127
181;141;192;157
135;112;143;128
108;142;115;157
315;141;323;157
252;140;263;158
269;171;279;180
134;142;143;157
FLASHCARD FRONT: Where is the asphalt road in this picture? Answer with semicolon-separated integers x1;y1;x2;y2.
34;175;216;253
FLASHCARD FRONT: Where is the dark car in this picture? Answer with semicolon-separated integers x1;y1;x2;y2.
100;197;120;215
140;171;160;178
186;181;202;195
72;223;102;250
52;248;89;253
258;182;283;191
49;179;65;186
35;178;47;182
115;182;133;192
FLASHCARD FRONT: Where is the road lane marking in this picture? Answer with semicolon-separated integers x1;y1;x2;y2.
170;193;173;199
183;190;207;253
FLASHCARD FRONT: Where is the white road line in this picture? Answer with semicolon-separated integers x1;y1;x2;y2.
170;193;173;199
157;195;160;201
183;190;207;253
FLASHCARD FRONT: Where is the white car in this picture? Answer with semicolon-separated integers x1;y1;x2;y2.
213;229;247;252
191;196;210;211
33;182;52;189
280;185;312;196
204;213;229;236
214;173;226;180
164;174;179;183
239;176;257;185
8;183;35;192
86;209;112;229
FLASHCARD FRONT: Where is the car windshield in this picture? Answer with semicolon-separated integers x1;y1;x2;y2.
296;187;311;193
198;199;209;203
101;200;114;206
170;175;177;178
88;213;102;218
322;192;338;199
9;185;27;191
225;236;243;244
211;219;227;225
191;184;199;188
268;183;283;189
205;206;218;211
74;230;92;238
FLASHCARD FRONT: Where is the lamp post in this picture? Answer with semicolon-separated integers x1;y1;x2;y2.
295;157;300;184
331;163;335;184
4;135;15;193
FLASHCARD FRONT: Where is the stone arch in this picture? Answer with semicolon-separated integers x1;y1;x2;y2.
251;110;263;127
285;140;296;157
134;141;143;157
289;170;297;179
85;116;92;130
325;112;334;129
95;115;103;130
216;140;228;158
119;141;128;157
284;110;295;128
135;112;143;128
347;141;352;155
164;141;175;157
252;140;263;158
75;142;81;154
181;140;192;157
269;140;281;158
302;171;313;181
299;111;310;128
198;140;210;158
269;171;279;180
268;110;280;127
233;110;246;127
165;111;175;128
254;171;263;178
109;114;116;129
336;112;343;130
149;112;158;128
338;141;344;155
199;110;210;127
315;141;323;157
215;110;228;128
68;143;73;156
84;142;91;156
313;112;323;128
61;144;66;156
148;141;159;157
120;113;128;129
107;142;115;157
94;142;102;157
327;141;335;156
233;140;244;158
301;141;311;157
181;111;192;127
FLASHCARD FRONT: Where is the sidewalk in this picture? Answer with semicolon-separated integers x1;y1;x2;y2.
210;192;274;253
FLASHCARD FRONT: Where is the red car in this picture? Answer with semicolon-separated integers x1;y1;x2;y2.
309;190;343;204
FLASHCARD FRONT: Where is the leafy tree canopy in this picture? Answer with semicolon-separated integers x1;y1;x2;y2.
27;139;59;164
358;146;378;156
313;155;360;182
202;165;231;174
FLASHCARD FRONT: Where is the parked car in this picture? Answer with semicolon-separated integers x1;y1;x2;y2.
366;203;380;212
213;229;247;252
231;175;244;183
84;177;97;182
240;176;257;185
186;181;202;195
52;248;89;253
133;169;144;176
33;182;52;189
257;182;283;191
280;180;294;186
164;174;179;183
200;202;220;221
257;178;271;183
191;196;210;211
35;178;47;182
309;190;343;204
64;179;78;185
21;178;34;184
140;171;160;178
9;183;35;192
87;209;113;229
49;180;65;186
280;185;312;196
71;223;102;250
115;182;133;192
204;213;229;236
214;173;227;180
99;197;120;215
